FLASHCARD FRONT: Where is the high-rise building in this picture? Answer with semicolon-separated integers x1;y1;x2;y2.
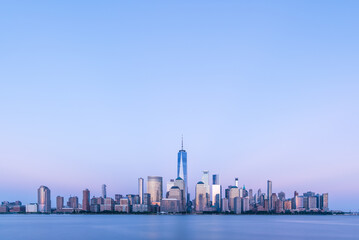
211;174;221;211
147;176;163;204
267;180;272;209
102;184;107;199
235;178;239;187
56;196;64;210
195;181;208;212
177;137;188;204
228;186;240;212
320;193;329;211
201;170;210;197
138;178;144;204
82;189;90;211
38;185;51;213
67;196;79;209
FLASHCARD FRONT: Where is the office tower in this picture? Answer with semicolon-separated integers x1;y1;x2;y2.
103;198;114;211
267;180;272;209
147;176;163;204
138;178;144;204
102;184;107;199
174;177;186;208
278;191;285;201
235;178;239;187
248;189;254;204
234;197;242;214
82;189;90;211
115;194;122;204
284;200;292;210
228;186;240;212
320;193;329;211
143;193;151;206
211;174;222;211
275;199;284;213
56;196;64;210
271;193;277;211
195;181;208;212
242;197;250;212
38;185;51;213
212;174;219;185
201;170;210;197
67;196;79;209
177;137;188;204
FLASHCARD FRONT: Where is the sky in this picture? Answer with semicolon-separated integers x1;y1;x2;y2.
0;1;358;211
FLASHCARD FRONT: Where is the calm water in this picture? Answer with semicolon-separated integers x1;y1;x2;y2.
0;215;358;240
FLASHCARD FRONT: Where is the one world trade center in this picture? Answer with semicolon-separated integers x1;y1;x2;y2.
177;137;188;205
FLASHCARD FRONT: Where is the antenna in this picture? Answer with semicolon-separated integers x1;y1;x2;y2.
181;135;183;150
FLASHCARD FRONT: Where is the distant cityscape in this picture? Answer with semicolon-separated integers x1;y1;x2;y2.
1;140;329;214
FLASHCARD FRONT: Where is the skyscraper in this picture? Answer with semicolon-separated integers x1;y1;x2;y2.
177;137;188;204
201;170;210;197
211;174;222;211
267;180;272;209
138;178;144;204
195;181;208;212
147;176;163;204
56;196;64;210
102;184;107;199
82;189;90;211
38;185;51;213
235;178;239;187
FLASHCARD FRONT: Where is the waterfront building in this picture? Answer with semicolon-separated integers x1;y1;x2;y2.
201;170;210;197
222;198;229;212
234;197;241;214
115;194;122;204
56;196;64;210
67;196;79;209
115;198;130;213
284;199;292;211
82;189;90;211
143;193;151;206
320;193;329;211
271;193;278;211
90;197;100;212
228;186;240;212
147;176;163;204
161;198;182;213
307;196;317;210
38;185;51;213
102;184;107;199
242;197;250;212
102;198;114;211
132;204;150;213
195;181;208;212
26;203;38;213
168;186;183;210
267;180;272;210
138;178;144;204
275;199;284;213
177;137;188;204
174;177;186;208
212;176;222;211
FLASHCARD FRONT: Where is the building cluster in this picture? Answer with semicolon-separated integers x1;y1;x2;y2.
0;140;329;214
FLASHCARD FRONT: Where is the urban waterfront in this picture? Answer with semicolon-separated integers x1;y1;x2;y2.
0;215;358;240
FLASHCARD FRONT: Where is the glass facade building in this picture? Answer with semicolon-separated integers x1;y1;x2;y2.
177;139;188;204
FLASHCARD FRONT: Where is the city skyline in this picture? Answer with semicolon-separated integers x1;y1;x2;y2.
1;1;358;212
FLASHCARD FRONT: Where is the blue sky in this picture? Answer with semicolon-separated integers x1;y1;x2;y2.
0;1;358;211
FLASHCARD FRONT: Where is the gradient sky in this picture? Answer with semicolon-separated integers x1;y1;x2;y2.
1;1;358;211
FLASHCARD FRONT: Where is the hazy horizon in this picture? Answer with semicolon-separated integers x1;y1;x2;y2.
1;1;358;211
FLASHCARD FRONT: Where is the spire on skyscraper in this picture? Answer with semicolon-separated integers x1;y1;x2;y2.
181;135;183;150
